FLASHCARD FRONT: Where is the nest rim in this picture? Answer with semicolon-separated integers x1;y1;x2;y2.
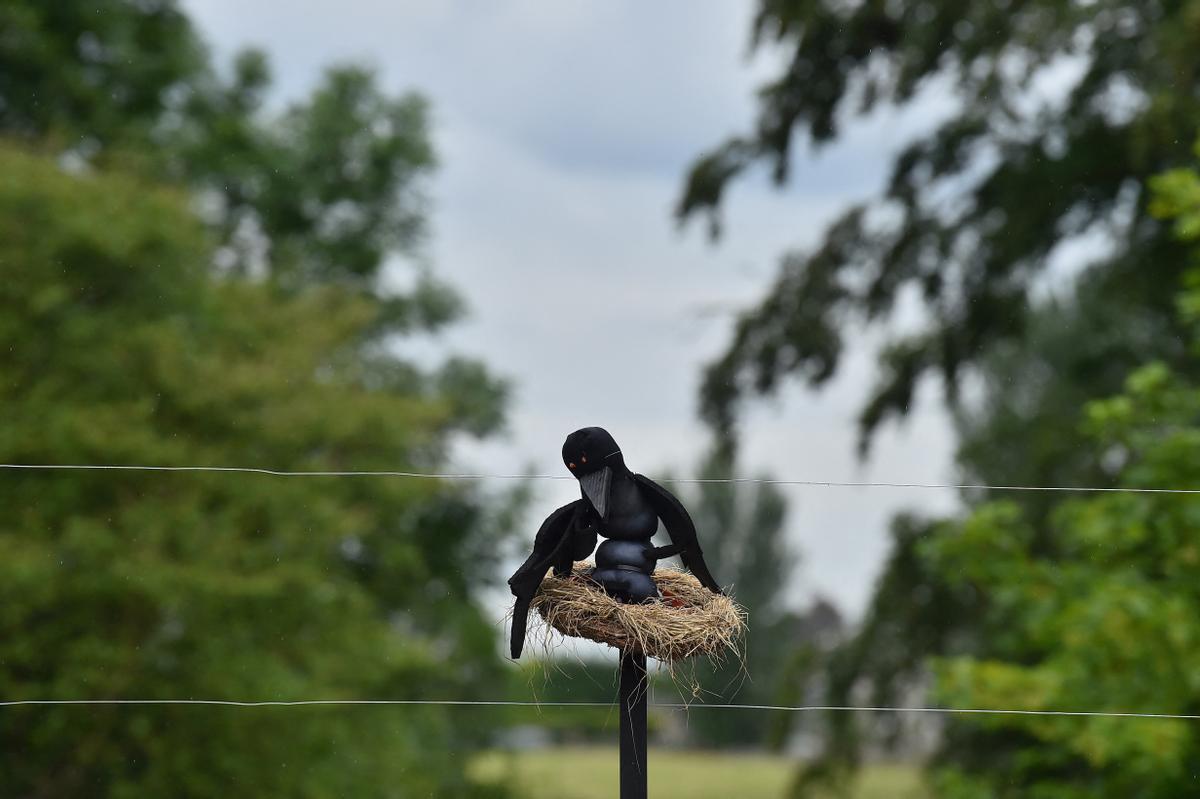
528;562;745;664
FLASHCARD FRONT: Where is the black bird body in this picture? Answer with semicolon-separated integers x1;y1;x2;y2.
507;427;722;658
591;469;661;602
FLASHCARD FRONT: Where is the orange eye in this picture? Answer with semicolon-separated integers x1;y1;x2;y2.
568;462;576;469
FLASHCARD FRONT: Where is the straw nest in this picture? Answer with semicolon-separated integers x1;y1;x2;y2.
529;562;746;663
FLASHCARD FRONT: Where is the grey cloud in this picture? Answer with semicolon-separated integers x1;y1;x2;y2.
183;0;959;620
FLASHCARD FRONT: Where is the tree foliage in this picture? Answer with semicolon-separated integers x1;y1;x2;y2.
786;140;1200;796
918;327;1200;795
684;2;1200;789
0;0;449;315
0;2;517;795
0;133;513;799
680;0;1200;451
668;451;842;748
0;0;206;147
169;56;442;294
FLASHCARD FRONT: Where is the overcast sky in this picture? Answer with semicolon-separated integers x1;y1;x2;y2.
184;1;961;623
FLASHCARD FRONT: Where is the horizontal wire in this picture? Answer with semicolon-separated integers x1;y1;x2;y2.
1;463;1198;494
0;699;1196;719
0;464;557;480
0;467;1184;721
1;470;1186;723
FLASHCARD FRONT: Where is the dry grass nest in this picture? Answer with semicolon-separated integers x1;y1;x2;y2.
529;562;746;663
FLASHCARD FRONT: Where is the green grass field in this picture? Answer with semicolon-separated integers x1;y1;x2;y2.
471;747;927;799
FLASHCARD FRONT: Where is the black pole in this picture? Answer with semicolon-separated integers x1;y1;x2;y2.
618;649;648;799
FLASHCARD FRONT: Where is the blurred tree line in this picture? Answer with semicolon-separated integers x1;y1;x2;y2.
681;0;1200;796
508;449;844;752
0;1;519;796
891;150;1200;797
668;451;843;750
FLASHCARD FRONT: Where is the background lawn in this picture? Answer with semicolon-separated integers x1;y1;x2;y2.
471;748;927;799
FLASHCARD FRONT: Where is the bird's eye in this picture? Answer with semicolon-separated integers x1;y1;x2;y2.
568;462;576;469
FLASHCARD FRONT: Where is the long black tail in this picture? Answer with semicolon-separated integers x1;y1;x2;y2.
510;598;530;659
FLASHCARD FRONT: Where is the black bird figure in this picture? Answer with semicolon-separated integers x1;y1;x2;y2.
507;427;722;659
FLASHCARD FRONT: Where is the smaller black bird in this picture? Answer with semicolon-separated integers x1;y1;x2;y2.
507;427;722;659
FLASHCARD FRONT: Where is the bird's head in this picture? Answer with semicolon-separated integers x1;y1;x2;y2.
562;427;625;518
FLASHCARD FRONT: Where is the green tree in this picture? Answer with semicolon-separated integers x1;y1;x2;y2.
679;0;1200;451
0;1;206;148
914;287;1200;795
792;140;1200;796
0;142;514;797
0;2;518;795
0;1;452;323
681;3;1200;789
668;451;834;748
168;56;444;294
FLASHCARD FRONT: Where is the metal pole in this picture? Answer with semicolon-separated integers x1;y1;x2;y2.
618;649;648;799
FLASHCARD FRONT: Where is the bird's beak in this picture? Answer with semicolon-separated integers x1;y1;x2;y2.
579;467;613;519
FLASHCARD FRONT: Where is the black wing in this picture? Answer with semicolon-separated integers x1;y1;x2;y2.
633;473;722;593
507;499;589;659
